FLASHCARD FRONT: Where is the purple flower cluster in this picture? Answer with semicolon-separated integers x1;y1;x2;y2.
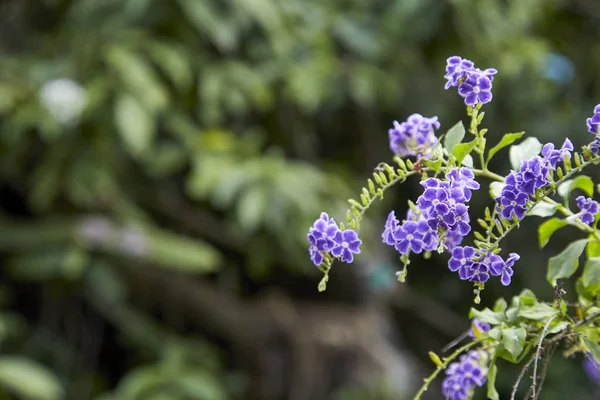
307;213;362;266
388;114;440;158
449;246;519;285
574;196;599;225
467;319;491;338
496;139;574;221
442;350;489;400
382;168;480;255
444;56;497;106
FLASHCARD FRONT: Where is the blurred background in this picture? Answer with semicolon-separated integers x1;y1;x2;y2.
1;0;600;399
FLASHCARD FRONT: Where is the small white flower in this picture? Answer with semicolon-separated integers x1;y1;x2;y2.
39;78;87;125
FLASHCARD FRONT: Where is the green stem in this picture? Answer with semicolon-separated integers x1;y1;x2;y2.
413;339;483;400
472;168;504;182
353;170;418;223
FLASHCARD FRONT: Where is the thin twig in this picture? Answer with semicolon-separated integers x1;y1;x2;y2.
510;352;536;400
441;330;470;353
512;312;600;400
533;344;557;400
531;317;556;399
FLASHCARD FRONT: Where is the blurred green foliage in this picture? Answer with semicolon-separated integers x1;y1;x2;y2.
0;0;599;399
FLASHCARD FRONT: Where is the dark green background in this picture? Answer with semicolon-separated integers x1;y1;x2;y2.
0;0;599;399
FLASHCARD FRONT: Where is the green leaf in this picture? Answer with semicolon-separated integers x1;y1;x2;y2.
547;320;569;334
584;338;600;364
443;121;465;154
489;182;505;198
145;229;221;273
505;296;522;323
105;46;169;113
236;186;267;233
469;308;505;325
582;257;600;294
558;175;594;200
518;289;537;305
538;218;568;248
493;298;508;312
453;139;478;165
487;132;525;164
0;356;63;400
547;239;588;286
145;42;192;91
587;239;600;258
518;303;558;321
7;247;88;281
509;137;542;170
501;327;526;359
570;175;594;197
114;94;156;158
461;154;474;168
178;370;227;400
529;202;558;218
486;363;499;400
422;158;443;173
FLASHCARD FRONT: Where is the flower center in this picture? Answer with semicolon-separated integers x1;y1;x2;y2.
460;259;467;265
406;234;414;240
473;86;480;93
342;241;349;248
510;200;517;206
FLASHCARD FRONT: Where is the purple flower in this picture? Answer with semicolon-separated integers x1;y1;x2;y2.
382;211;400;245
470;261;490;283
499;253;519;286
468;319;491;338
541;138;573;168
590;137;600;154
583;354;600;383
575;196;599;225
586;104;600;135
307;212;339;252
514;156;550;195
309;245;323;266
393;221;425;254
495;155;553;222
481;252;505;277
331;229;362;263
444;229;464;251
442;350;488;400
445;56;497;106
444;56;476;89
388;114;440;158
497;187;529;220
447;168;480;201
451;203;471;236
458;74;493;106
448;246;476;280
417;185;449;210
417;220;440;252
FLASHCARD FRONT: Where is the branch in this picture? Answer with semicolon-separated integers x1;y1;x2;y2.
546;311;600;345
510;351;536;400
531;317;556;399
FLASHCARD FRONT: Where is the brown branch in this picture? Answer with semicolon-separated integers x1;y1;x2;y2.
511;351;536;400
531;317;556;398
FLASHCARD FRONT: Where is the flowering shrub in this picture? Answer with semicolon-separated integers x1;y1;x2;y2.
308;56;600;399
